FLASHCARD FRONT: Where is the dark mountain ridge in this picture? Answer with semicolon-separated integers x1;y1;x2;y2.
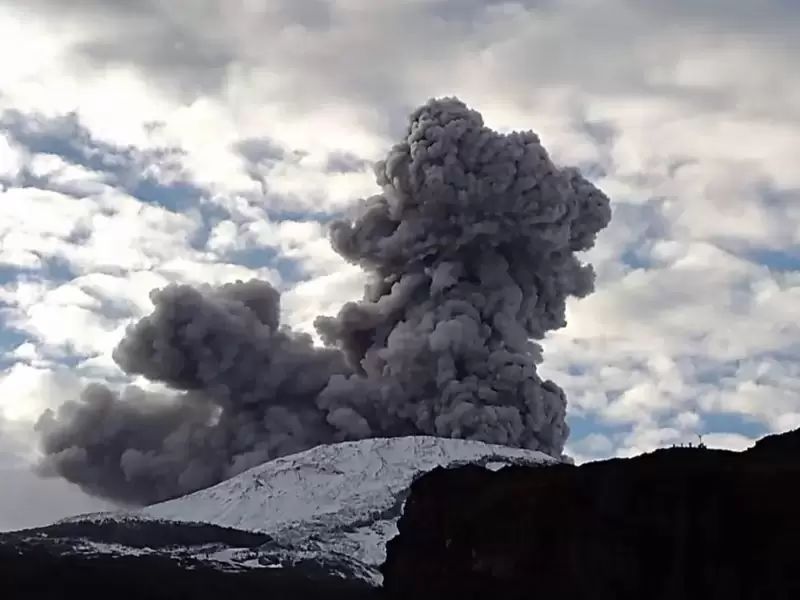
382;428;800;599
0;518;377;599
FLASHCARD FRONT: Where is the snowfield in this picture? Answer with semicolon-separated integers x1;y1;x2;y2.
61;436;556;582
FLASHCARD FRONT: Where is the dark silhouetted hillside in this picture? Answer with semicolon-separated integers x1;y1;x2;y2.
0;519;377;600
383;429;800;600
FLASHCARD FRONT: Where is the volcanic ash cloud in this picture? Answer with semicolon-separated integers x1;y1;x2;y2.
36;98;612;504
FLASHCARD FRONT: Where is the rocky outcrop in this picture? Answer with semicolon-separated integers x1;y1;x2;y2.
382;430;800;599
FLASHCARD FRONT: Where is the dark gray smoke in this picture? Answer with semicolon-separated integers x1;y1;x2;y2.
35;98;611;505
36;280;348;504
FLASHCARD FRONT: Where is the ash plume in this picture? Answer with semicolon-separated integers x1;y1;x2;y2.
35;98;611;505
36;280;348;505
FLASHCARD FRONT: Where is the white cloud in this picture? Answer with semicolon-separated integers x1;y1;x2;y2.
156;257;280;288
566;432;615;464
701;363;800;432
701;432;756;452
27;152;110;196
209;214;355;279
0;186;208;273
282;265;366;336
0;363;84;422
0;131;23;182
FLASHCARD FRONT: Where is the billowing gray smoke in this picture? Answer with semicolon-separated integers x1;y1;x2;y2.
36;281;348;504
35;98;612;505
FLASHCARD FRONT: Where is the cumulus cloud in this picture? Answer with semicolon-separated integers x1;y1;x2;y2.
0;363;84;422
0;186;203;275
34;98;611;504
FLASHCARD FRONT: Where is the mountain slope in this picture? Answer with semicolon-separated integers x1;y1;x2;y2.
0;519;377;600
59;436;555;583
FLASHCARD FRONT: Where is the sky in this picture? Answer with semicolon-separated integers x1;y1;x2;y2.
0;0;798;531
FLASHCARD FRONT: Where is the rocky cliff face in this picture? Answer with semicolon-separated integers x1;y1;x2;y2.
382;430;800;599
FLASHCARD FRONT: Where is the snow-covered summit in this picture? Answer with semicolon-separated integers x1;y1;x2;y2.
144;436;553;531
64;436;555;582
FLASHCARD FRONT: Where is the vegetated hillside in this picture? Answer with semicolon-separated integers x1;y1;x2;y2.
382;428;800;600
0;519;378;600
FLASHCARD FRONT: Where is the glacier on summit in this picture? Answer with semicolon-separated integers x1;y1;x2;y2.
61;436;554;582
